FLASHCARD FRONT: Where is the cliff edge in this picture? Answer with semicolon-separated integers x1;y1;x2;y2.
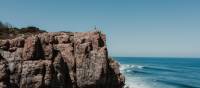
0;31;125;88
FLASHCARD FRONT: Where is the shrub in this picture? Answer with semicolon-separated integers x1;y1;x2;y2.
0;21;46;39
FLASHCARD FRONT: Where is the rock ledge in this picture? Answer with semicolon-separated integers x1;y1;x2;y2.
0;31;124;88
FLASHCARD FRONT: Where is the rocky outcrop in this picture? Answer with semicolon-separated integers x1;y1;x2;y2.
0;31;125;88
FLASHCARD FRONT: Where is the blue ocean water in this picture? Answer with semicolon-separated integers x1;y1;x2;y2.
114;57;200;88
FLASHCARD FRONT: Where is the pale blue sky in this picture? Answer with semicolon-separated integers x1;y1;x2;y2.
0;0;200;57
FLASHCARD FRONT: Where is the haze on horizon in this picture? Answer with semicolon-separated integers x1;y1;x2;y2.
0;0;200;58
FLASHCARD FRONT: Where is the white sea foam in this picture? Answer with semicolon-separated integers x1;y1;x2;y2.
124;75;153;88
120;64;144;72
120;64;176;88
120;64;152;88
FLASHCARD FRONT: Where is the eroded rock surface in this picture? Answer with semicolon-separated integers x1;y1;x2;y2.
0;31;124;88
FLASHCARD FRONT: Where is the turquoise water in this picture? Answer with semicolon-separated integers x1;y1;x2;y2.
114;57;200;88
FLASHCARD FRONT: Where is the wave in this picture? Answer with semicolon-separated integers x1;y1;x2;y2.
157;80;200;88
120;64;175;76
131;70;154;75
120;64;144;71
117;58;200;88
120;64;150;88
124;76;154;88
120;64;155;88
143;66;177;73
120;64;200;88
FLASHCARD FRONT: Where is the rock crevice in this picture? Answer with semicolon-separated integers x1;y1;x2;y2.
0;31;125;88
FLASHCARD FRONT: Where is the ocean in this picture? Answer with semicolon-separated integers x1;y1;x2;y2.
114;57;200;88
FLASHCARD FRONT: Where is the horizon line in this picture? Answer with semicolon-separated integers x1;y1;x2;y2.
112;56;200;59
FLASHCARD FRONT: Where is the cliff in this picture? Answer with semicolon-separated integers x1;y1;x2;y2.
0;31;125;88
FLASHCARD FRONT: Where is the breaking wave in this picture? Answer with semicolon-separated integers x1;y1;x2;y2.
120;63;200;88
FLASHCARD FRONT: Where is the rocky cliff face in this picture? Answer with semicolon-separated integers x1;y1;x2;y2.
0;31;125;88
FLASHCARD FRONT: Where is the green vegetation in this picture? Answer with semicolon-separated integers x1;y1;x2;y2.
0;21;46;39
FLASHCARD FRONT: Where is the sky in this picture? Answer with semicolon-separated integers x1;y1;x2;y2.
0;0;200;57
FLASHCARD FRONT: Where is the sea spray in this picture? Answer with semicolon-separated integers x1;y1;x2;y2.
116;57;200;88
